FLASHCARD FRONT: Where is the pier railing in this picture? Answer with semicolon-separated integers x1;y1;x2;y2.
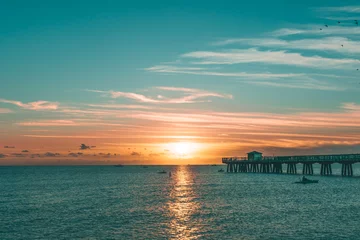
222;153;360;164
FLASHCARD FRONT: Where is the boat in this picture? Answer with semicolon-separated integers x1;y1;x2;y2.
211;164;217;166
294;177;318;184
218;169;224;172
158;170;167;174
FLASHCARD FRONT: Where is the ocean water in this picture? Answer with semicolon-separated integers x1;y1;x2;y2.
1;164;360;240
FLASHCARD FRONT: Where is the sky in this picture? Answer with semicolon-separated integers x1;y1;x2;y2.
1;1;360;165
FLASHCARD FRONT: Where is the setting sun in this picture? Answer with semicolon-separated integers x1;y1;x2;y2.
166;142;201;158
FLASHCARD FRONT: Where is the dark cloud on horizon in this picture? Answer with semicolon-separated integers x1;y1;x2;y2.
80;144;95;150
22;150;29;153
4;146;15;149
68;153;78;157
11;153;26;157
44;152;60;157
131;152;141;156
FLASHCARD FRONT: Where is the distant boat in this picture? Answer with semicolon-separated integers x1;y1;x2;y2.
158;170;167;174
294;177;318;184
218;169;224;172
211;164;217;166
114;164;124;167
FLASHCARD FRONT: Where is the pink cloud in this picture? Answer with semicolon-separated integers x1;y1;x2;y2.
0;99;59;110
87;87;232;104
17;120;77;126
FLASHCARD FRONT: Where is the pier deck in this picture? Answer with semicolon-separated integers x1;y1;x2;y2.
222;153;360;176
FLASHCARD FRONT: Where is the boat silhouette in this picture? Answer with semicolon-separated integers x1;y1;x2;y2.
294;176;318;184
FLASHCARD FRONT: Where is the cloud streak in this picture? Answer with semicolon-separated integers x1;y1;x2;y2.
146;65;302;78
87;87;233;104
213;37;360;54
0;99;59;110
271;26;360;37
316;6;360;13
182;48;360;69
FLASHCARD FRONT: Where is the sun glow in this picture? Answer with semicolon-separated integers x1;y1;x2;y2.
166;141;201;158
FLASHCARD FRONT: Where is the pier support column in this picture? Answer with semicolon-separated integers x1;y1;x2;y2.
302;163;313;175
272;163;283;174
262;163;270;173
287;163;297;174
251;163;259;173
242;163;248;173
341;163;353;177
320;163;332;176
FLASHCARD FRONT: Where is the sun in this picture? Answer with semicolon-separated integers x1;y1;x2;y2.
174;142;190;155
166;141;199;158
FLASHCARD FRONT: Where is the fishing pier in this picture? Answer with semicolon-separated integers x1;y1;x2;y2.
222;151;360;176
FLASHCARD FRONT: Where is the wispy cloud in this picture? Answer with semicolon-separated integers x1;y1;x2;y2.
123;102;360;129
16;119;134;127
316;6;360;13
146;65;302;79
249;79;344;91
272;26;360;36
87;104;152;109
342;102;360;111
156;86;233;100
0;99;59;110
213;37;360;54
87;87;233;104
17;120;78;126
182;48;360;69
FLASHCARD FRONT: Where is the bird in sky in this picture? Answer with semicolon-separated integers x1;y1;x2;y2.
341;45;343;47
320;28;322;30
325;25;328;27
338;21;341;24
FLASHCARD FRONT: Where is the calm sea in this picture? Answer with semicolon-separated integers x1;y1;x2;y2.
1;164;360;239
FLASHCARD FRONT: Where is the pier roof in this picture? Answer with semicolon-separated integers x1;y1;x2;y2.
247;151;262;154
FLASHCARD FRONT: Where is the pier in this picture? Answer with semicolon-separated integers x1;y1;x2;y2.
222;151;360;177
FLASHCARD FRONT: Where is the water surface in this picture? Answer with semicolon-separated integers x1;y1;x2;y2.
1;164;360;239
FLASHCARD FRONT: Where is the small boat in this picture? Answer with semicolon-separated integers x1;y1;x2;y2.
158;170;167;174
218;169;224;172
211;164;217;166
294;177;318;184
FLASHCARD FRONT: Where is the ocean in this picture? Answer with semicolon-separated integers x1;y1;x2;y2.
1;164;360;239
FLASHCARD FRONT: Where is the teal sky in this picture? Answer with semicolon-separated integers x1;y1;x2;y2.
1;1;360;164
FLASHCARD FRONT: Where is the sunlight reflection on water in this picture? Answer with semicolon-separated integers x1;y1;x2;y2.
167;166;200;239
